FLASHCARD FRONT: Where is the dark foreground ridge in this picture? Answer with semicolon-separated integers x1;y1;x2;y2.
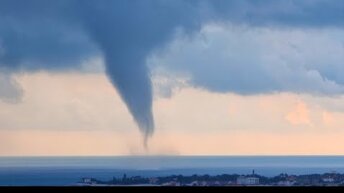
77;170;344;186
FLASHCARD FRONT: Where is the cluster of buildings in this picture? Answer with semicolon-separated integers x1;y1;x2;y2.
79;176;259;186
78;170;344;186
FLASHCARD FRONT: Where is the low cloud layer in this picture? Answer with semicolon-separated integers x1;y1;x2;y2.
149;24;344;95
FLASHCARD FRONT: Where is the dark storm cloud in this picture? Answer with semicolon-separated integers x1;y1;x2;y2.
0;0;343;139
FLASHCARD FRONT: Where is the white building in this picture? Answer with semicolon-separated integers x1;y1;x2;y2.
237;176;260;185
277;180;295;186
322;177;335;183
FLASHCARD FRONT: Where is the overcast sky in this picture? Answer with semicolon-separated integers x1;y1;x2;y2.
0;0;343;155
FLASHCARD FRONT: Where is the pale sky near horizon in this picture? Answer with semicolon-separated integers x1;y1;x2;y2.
1;1;344;156
2;71;344;156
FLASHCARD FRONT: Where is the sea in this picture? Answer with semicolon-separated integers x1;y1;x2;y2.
1;156;344;186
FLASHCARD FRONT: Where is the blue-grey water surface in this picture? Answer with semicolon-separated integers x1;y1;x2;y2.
1;156;344;186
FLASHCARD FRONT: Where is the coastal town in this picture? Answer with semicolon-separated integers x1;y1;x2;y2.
77;170;344;186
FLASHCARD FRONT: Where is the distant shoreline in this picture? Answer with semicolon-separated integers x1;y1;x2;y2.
78;171;344;186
